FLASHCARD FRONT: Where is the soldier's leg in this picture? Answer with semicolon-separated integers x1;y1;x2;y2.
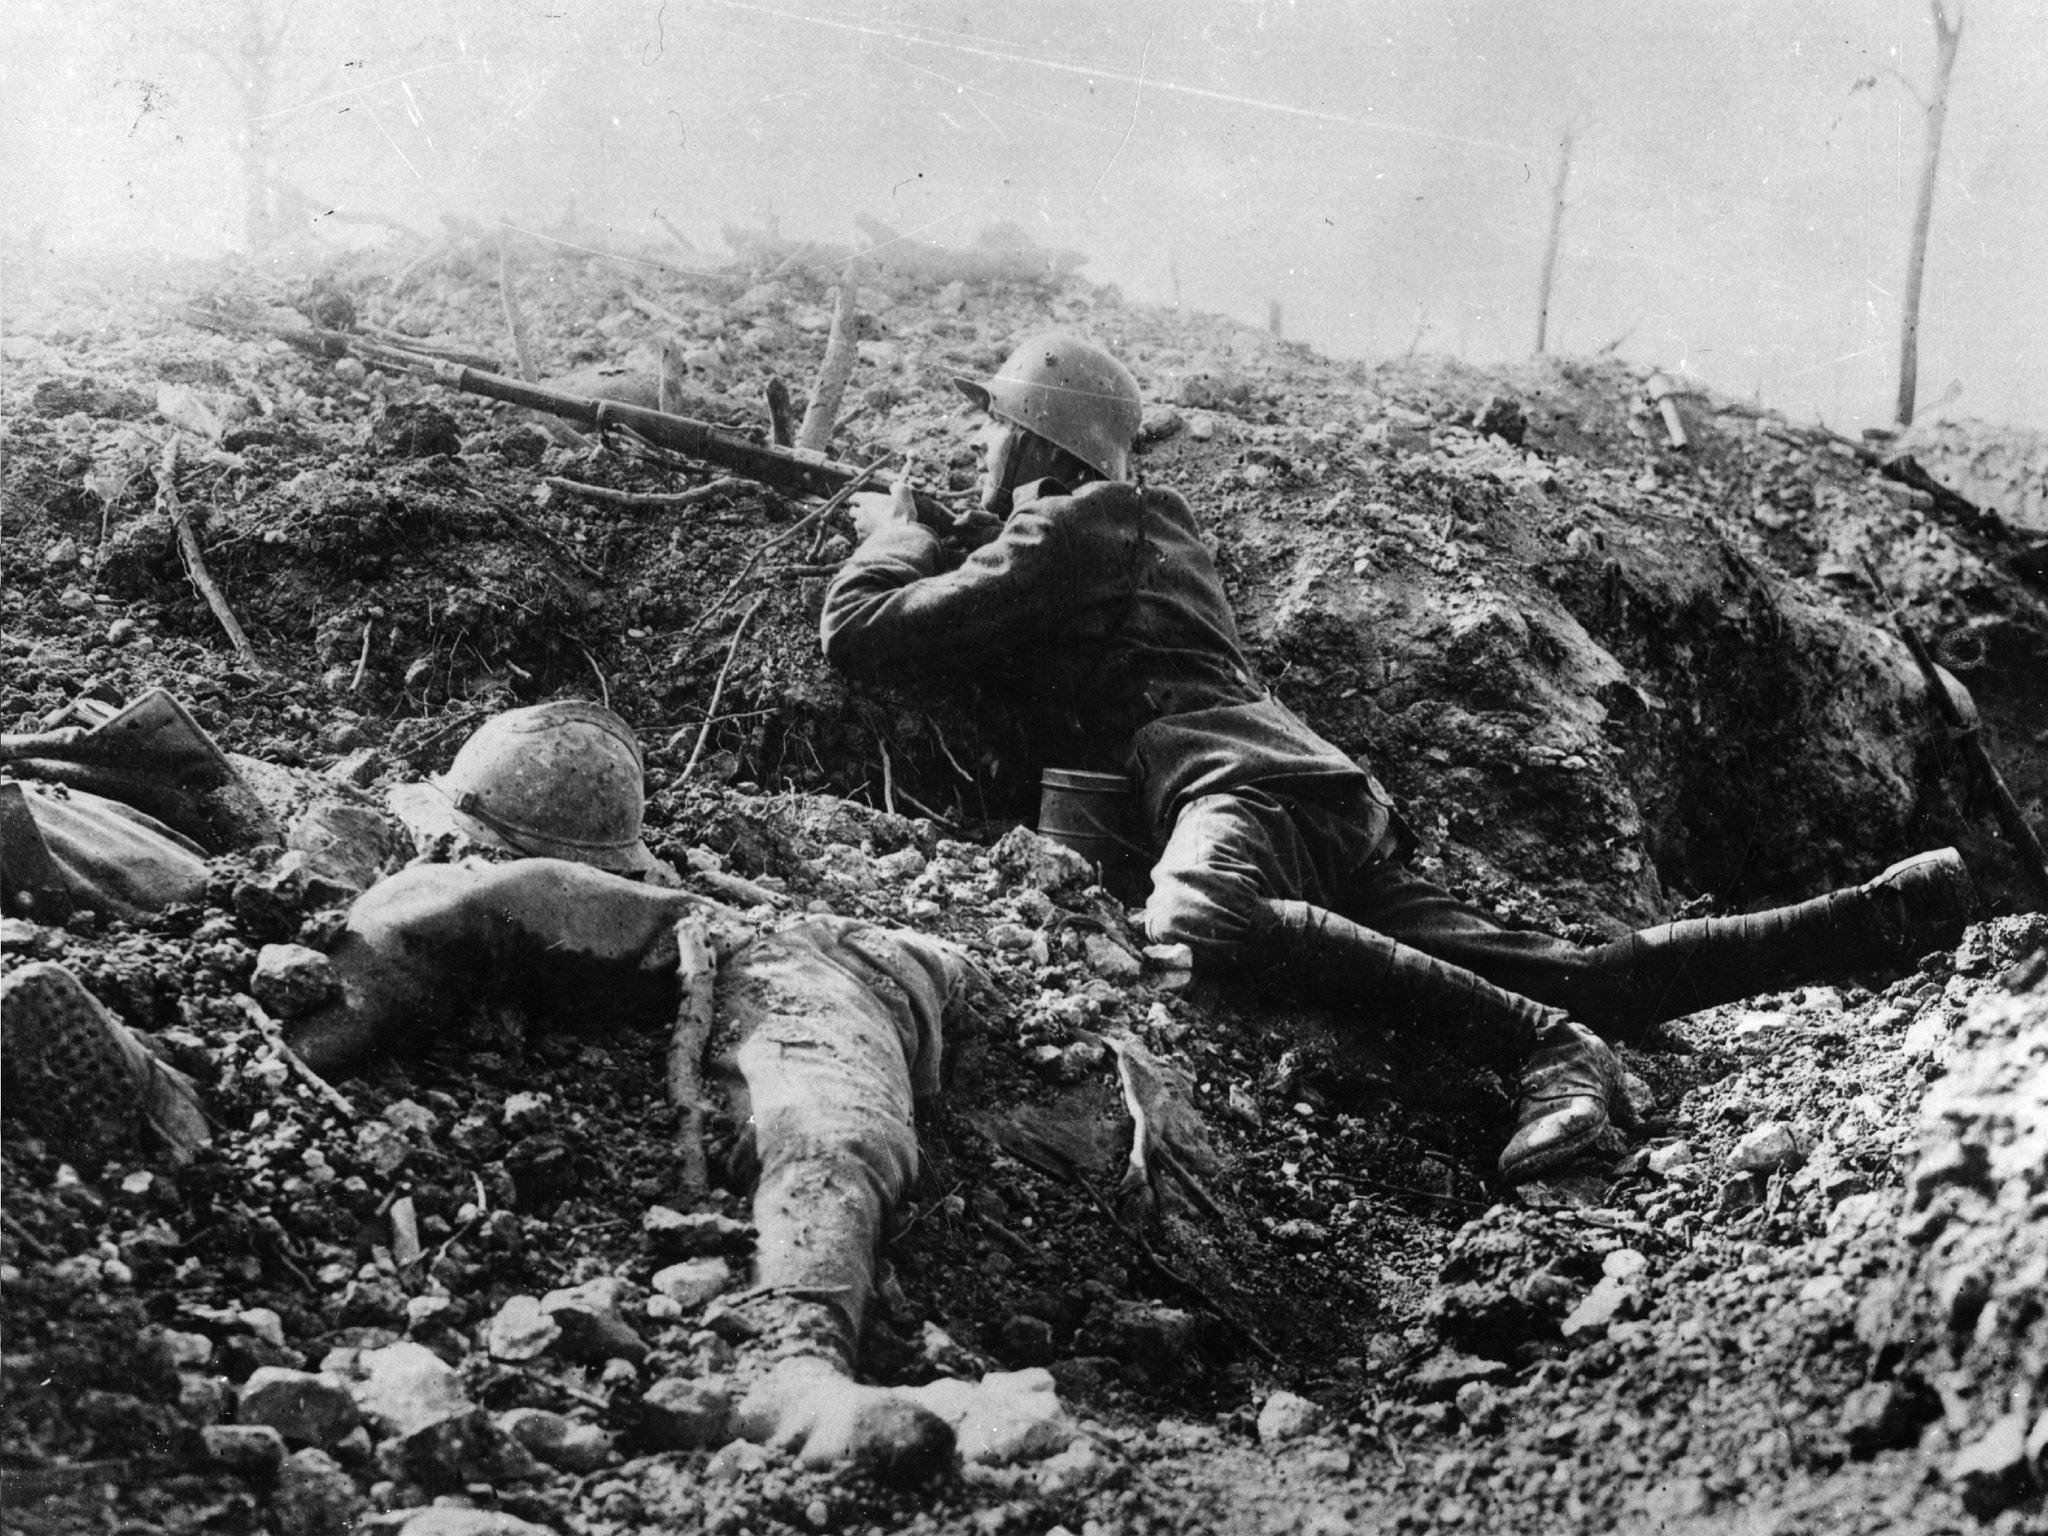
716;918;967;1479
1334;850;1972;1038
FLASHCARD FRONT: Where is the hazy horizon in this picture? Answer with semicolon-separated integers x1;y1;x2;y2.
6;0;2045;434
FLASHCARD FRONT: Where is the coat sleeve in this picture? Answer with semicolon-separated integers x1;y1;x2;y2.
819;508;1070;679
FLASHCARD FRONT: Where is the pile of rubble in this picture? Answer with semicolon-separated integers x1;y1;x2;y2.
3;225;2047;1533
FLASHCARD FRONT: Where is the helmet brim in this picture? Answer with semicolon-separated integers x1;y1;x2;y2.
950;375;994;413
388;782;658;876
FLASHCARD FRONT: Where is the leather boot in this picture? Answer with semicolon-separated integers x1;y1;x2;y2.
1254;902;1641;1181
1571;847;1974;1034
1499;1018;1638;1184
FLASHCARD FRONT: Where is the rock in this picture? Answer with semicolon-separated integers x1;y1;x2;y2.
161;1329;215;1368
651;1256;734;1310
541;1277;648;1365
271;1448;365;1536
1407;1350;1511;1402
705;1437;771;1481
250;943;341;1019
1560;1275;1642;1341
485;1295;561;1361
643;1205;751;1256
1255;1390;1324;1445
369;401;462;458
1837;1380;1933;1457
1601;1247;1649;1282
202;1423;287;1476
1139;403;1184;443
1646;1142;1695;1175
1000;1314;1057;1365
1454;1381;1505;1434
106;617;138;646
1187;413;1217;442
348;1341;472;1438
393;1510;557;1536
1082;933;1141;982
1034;1437;1109;1496
991;826;1095;899
499;1406;614;1472
1948;1413;2031;1517
640;1375;732;1450
44;536;79;568
901;1369;1074;1464
236;1368;361;1447
500;1091;552;1134
1473;394;1527;445
383;1098;440;1139
1730;1121;1802;1174
1102;1302;1195;1367
326;748;386;788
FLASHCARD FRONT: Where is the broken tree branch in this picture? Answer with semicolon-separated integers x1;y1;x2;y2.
795;280;858;453
681;594;768;782
666;913;717;1200
234;995;357;1118
545;475;742;510
1894;0;1964;426
157;436;261;672
497;236;537;384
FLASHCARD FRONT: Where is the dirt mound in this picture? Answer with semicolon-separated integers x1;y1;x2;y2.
3;231;2047;1533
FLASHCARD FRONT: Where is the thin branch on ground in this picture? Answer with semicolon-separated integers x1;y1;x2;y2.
545;476;741;510
679;456;889;642
157;435;262;671
681;594;767;781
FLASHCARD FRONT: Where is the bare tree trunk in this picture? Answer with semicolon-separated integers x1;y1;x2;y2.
1895;2;1963;426
1267;299;1283;340
1533;128;1574;356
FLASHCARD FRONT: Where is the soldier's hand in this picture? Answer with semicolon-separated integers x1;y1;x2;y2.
848;463;921;542
948;507;1004;550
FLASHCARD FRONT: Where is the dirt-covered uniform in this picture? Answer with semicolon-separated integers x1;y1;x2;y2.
820;476;1673;1028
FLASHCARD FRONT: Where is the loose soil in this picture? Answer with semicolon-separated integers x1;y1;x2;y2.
3;229;2047;1536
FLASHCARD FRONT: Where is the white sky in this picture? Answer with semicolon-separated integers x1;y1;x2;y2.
5;0;2044;432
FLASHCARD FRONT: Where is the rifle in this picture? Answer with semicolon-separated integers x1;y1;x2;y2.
1862;558;2048;904
401;357;966;535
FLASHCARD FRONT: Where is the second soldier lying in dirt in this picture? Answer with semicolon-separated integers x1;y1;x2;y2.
2;702;1094;1481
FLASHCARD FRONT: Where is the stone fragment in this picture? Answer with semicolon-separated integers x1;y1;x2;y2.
498;1406;615;1472
1646;1141;1694;1175
161;1329;215;1368
486;1295;561;1361
1139;403;1184;443
991;825;1095;899
1407;1351;1510;1402
349;1341;472;1438
644;1205;751;1256
1560;1275;1642;1341
250;944;340;1019
705;1438;771;1482
1730;1121;1802;1174
1948;1413;2031;1518
393;1510;556;1536
1837;1380;1932;1457
1082;933;1142;982
541;1277;648;1365
236;1368;361;1447
640;1375;732;1450
901;1369;1074;1464
271;1448;365;1536
651;1256;734;1310
1601;1248;1649;1282
1255;1390;1324;1445
1473;394;1527;445
500;1090;552;1134
202;1423;287;1476
1454;1381;1505;1434
1102;1302;1194;1366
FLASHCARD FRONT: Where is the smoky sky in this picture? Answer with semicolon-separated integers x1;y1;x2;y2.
6;0;2044;432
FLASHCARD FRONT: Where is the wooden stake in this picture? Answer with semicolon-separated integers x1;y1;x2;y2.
1533;128;1574;356
234;995;356;1118
1894;3;1964;426
157;436;261;672
666;913;717;1200
796;280;858;453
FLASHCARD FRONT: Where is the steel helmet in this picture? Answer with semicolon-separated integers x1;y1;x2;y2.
410;701;655;874
953;333;1142;483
